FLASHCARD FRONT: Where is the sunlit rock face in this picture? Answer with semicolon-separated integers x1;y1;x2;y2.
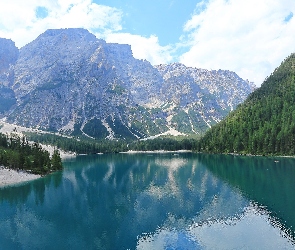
0;38;18;113
0;28;254;139
0;38;19;74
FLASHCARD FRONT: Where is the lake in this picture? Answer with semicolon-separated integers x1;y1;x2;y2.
0;153;294;249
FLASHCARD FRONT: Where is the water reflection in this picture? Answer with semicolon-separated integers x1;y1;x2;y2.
0;153;294;249
0;171;62;205
137;203;294;250
197;154;295;237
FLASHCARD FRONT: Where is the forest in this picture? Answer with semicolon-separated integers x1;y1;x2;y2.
25;132;196;154
196;53;295;156
0;131;62;175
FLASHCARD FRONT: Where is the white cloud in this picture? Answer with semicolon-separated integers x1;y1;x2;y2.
104;33;173;65
0;0;172;67
0;0;123;47
179;0;295;86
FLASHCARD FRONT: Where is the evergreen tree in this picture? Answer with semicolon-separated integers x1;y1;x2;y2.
51;149;62;171
196;53;295;156
0;132;63;175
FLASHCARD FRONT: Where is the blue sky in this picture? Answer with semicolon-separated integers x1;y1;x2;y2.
94;0;200;46
0;0;295;86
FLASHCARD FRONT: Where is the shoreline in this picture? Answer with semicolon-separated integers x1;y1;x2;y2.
120;150;192;154
196;151;295;159
0;167;41;188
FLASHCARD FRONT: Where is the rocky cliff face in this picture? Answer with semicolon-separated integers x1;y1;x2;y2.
0;38;19;74
0;38;18;113
0;28;255;140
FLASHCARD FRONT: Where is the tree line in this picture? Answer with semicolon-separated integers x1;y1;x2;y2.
25;132;197;154
0;132;62;175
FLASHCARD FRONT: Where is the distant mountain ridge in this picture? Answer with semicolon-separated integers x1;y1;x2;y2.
196;53;295;155
0;28;255;140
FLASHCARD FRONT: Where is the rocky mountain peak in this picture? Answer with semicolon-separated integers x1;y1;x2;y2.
34;28;98;43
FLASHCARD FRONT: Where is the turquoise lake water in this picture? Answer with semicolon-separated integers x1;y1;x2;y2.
0;153;294;249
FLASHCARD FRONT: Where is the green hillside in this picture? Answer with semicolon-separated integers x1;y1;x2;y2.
196;53;295;155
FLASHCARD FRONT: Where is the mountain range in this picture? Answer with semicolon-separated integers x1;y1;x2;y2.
0;28;255;140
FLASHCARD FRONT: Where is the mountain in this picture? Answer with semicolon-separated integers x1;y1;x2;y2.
196;53;295;155
0;38;19;74
0;38;18;113
0;28;254;140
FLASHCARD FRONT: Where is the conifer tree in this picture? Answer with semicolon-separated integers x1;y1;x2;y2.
51;149;62;171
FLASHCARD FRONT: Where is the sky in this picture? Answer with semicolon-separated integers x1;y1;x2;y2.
0;0;294;86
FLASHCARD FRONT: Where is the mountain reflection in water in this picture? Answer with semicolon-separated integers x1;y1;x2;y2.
0;153;294;249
